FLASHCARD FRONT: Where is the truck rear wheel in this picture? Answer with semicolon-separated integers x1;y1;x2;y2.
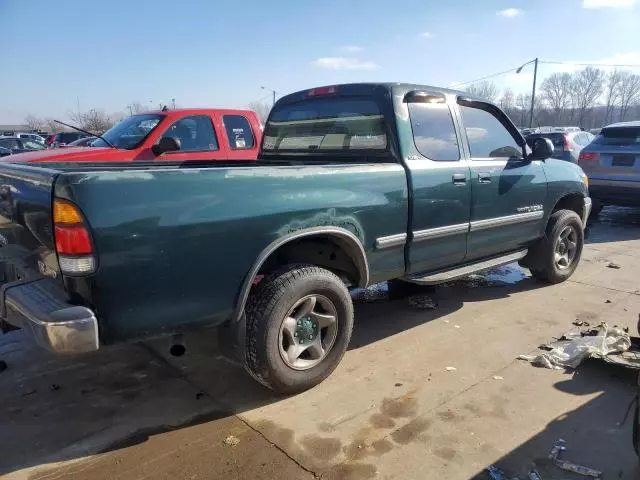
244;264;354;394
527;209;584;284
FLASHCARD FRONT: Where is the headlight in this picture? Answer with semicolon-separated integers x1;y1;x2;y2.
581;172;588;188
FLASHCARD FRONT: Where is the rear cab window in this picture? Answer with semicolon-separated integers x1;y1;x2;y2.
223;115;255;149
407;102;460;161
263;98;387;154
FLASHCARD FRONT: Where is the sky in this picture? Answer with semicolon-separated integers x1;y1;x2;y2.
1;0;639;124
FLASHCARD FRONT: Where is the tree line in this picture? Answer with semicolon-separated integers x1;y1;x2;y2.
466;67;640;129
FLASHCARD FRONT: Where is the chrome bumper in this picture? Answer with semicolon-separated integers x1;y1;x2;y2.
2;278;99;354
582;197;592;227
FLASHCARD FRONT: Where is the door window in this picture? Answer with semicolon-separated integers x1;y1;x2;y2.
408;103;460;161
0;138;19;149
459;104;522;159
161;115;218;152
223;115;255;149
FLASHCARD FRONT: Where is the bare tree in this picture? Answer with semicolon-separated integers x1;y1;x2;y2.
617;71;640;121
82;109;113;133
248;101;271;123
44;118;64;133
603;70;623;124
24;114;44;132
515;93;532;127
465;81;499;102
128;101;149;115
571;67;604;127
540;73;573;124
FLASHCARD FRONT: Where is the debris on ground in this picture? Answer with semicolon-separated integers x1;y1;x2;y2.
407;294;437;310
0;359;7;373
49;384;60;392
518;323;632;369
492;375;504;380
445;366;457;372
486;438;602;479
223;435;240;447
572;321;589;327
605;299;612;304
195;390;206;399
607;262;621;269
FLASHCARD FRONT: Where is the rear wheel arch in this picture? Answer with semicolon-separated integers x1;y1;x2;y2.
232;227;369;322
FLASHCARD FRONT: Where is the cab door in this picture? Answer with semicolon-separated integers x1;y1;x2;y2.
156;114;227;161
404;92;471;274
456;98;547;261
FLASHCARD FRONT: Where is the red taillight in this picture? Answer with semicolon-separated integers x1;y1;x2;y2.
54;226;93;254
307;86;338;96
563;134;573;152
53;199;95;274
578;151;599;162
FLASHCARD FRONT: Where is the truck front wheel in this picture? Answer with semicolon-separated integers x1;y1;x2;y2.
527;209;584;284
244;265;354;394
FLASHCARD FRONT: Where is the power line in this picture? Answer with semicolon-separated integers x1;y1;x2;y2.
451;67;519;88
452;58;640;89
540;60;640;68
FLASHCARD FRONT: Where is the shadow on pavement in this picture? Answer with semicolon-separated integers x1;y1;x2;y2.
471;361;640;479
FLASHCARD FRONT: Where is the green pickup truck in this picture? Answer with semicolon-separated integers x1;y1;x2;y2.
0;83;590;393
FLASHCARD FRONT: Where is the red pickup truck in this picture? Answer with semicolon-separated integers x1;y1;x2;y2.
8;108;262;163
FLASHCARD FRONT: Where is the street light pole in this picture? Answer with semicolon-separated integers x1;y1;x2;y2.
516;58;539;128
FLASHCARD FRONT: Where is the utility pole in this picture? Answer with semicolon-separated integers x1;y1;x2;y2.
529;58;538;128
516;58;539;128
127;105;133;116
171;98;176;110
261;86;278;107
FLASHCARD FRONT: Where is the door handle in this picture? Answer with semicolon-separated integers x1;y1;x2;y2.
452;173;466;185
478;172;492;183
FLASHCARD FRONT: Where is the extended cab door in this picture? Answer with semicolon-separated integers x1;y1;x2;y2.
456;98;546;261
404;92;471;273
156;114;227;161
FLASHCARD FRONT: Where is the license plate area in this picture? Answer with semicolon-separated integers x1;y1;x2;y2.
612;154;635;167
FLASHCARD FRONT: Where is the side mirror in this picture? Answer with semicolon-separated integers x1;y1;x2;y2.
152;136;181;156
530;137;554;160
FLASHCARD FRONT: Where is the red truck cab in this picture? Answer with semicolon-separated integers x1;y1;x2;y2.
8;108;262;163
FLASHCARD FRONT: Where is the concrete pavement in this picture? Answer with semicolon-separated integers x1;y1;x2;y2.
1;206;639;480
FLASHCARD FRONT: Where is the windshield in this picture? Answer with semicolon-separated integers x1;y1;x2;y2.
593;127;640;146
263;98;387;152
92;114;164;149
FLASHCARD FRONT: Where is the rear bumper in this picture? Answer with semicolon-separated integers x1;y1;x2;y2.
2;278;99;354
589;180;640;207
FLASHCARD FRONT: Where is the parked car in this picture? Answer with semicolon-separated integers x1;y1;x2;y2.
0;83;590;393
0;136;46;154
553;126;582;133
15;132;45;143
59;136;97;148
526;131;594;163
9;109;262;162
0;146;11;157
578;121;640;214
50;132;87;148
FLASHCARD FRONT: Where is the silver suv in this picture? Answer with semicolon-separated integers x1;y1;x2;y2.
579;121;640;213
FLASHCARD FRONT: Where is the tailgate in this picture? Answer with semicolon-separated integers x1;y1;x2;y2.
0;162;62;283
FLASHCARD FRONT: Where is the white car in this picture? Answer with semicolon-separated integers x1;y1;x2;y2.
15;132;45;143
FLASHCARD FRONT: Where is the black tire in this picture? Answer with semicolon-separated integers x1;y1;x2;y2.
244;264;354;394
527;209;584;284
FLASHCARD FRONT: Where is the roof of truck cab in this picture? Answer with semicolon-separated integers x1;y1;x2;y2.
141;108;258;118
275;82;489;105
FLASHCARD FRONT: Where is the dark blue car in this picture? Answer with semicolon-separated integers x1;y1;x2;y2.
0;136;46;154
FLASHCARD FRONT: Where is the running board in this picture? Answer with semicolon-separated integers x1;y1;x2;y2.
402;250;528;285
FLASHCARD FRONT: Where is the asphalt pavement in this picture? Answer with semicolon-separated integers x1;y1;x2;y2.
1;207;639;480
